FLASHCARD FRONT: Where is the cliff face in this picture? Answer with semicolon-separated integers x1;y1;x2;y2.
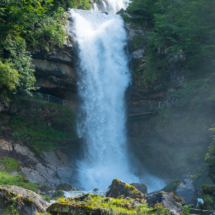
125;14;212;183
31;21;78;104
125;17;184;107
0;99;80;187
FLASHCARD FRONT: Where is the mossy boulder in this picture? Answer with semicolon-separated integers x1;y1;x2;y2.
106;179;145;199
47;202;104;215
175;178;196;205
47;193;171;215
147;191;184;214
130;183;147;194
0;185;49;215
56;182;72;191
162;179;181;193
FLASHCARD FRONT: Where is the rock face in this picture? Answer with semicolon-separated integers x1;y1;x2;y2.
0;96;9;113
0;139;13;151
130;183;147;194
106;179;145;199
147;191;184;214
162;180;181;193
31;19;78;102
175;178;196;204
0;185;49;215
0;138;76;187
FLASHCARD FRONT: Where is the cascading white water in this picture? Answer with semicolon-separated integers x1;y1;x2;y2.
70;9;138;190
92;0;129;14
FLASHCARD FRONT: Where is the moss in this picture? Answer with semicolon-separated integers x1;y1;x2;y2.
0;169;39;192
197;184;215;210
4;99;78;154
41;194;50;203
1;158;21;172
49;194;155;215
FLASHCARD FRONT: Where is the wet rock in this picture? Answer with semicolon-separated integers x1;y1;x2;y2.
116;8;125;15
175;178;197;204
162;179;181;193
106;179;145;199
132;49;145;59
147;191;184;213
56;183;72;191
0;185;49;215
190;208;215;215
130;183;147;194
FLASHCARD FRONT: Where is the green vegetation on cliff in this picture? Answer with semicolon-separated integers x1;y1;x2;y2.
0;170;38;192
2;99;78;153
127;0;215;105
0;0;91;97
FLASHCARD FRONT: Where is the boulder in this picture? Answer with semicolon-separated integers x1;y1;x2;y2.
0;139;13;151
0;185;49;215
147;191;184;214
106;179;145;199
47;202;104;215
56;182;72;191
190;208;215;215
130;183;147;194
175;178;197;204
47;194;149;215
162;179;181;193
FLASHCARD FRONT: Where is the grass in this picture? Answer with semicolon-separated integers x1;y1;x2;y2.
3;99;78;154
0;158;21;172
0;169;39;192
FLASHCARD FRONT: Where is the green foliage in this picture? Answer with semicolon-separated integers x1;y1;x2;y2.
127;0;159;26
206;140;215;184
4;35;36;93
182;205;191;212
54;194;172;215
128;0;215;103
41;194;50;203
7;99;78;153
198;185;215;210
0;60;19;94
0;157;21;172
0;0;91;97
0;169;38;192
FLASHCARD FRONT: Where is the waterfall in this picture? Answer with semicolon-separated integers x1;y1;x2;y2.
70;9;138;190
91;0;129;14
